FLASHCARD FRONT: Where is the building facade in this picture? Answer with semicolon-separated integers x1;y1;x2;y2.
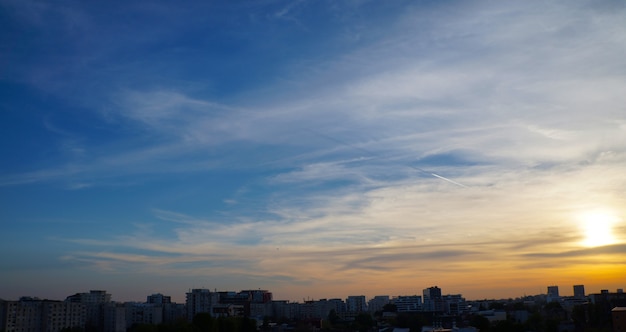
394;295;422;312
346;296;367;313
0;298;86;332
186;289;219;321
613;307;626;332
442;294;467;315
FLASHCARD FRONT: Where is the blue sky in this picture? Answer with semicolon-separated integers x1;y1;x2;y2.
1;0;626;302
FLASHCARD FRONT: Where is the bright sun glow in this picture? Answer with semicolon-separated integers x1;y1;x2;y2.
578;209;619;247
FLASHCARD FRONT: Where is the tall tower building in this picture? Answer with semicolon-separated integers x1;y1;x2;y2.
423;286;442;299
547;286;559;297
547;286;560;303
573;285;585;299
423;286;443;312
346;296;367;313
186;289;219;321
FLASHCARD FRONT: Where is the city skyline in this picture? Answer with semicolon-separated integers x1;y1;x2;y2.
3;283;623;304
2;1;626;304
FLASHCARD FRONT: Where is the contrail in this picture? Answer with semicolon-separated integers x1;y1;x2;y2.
410;166;468;188
307;129;468;188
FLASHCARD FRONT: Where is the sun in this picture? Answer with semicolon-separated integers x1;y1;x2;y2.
578;209;619;247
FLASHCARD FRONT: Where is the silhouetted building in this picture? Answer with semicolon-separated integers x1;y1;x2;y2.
346;295;367;312
548;286;559;297
588;291;626;331
65;290;112;331
590;291;626;306
547;286;560;303
217;289;271;316
394;295;422;312
423;286;443;312
573;285;585;299
147;293;171;304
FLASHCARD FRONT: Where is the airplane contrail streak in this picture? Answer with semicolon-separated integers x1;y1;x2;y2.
308;129;468;188
429;172;468;188
408;166;468;188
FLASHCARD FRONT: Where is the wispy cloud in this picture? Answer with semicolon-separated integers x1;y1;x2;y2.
523;244;626;259
3;0;625;301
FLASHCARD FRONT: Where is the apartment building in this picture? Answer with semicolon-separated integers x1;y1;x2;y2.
0;298;86;332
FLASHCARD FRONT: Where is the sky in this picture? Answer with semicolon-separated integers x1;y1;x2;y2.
1;0;626;304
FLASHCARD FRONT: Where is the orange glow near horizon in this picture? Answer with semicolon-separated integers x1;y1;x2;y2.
267;254;626;301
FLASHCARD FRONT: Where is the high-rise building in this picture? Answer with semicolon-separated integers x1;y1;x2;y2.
573;285;585;299
0;298;86;332
547;286;559;297
424;286;442;299
186;289;219;321
65;290;112;330
423;286;443;312
1;298;43;332
346;296;367;313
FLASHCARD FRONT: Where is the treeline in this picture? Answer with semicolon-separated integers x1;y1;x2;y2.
126;314;257;332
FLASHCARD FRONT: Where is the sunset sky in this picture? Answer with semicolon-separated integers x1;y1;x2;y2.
1;0;625;303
